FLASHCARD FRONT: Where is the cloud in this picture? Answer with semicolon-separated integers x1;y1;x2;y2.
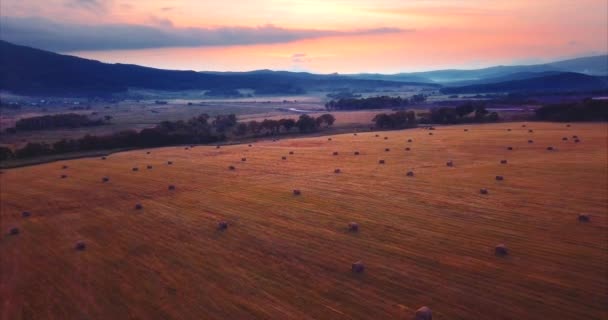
0;16;407;52
65;0;109;11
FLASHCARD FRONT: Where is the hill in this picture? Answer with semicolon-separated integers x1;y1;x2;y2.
440;72;608;94
1;122;606;319
0;41;433;97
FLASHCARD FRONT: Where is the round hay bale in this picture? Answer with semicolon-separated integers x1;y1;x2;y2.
507;128;512;132
562;137;568;141
146;151;151;154
351;261;365;273
147;165;153;169
167;161;173;165
495;175;504;181
385;148;390;152
218;221;228;230
375;134;379;137
546;146;554;151
495;244;508;256
135;203;143;210
248;144;252;147
405;147;411;151
446;161;453;167
328;138;332;141
429;127;436;130
168;185;176;191
132;167;139;172
353;133;358;136
464;129;469;132
60;174;68;179
522;124;527;127
528;140;534;144
480;188;489;195
507;146;513;150
185;147;190;150
102;177;109;183
415;306;433;320
528;129;534;133
406;171;414;177
348;222;359;232
354;151;360;155
574;139;580;143
229;165;236;170
75;241;86;251
241;158;247;162
216;145;221;149
333;152;339;156
101;156;107;160
378;160;385;164
9;227;20;235
22;211;31;218
384;137;388;140
293;189;301;196
334;168;341;174
566;124;571;127
407;139;413;143
500;160;508;164
578;214;590;222
282;156;287;160
428;132;433;135
62;165;69;169
572;135;578;139
289;151;294;155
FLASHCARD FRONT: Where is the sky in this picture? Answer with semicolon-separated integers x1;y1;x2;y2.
1;0;607;73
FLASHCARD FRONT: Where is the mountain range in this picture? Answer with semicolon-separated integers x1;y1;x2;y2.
0;40;606;96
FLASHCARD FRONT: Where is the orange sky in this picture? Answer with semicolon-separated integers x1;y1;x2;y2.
1;0;607;72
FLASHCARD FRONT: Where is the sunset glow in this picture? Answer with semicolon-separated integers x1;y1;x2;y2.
1;0;607;72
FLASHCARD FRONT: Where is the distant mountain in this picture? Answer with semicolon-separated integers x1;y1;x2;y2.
353;55;608;84
0;41;435;96
344;73;435;84
441;72;608;94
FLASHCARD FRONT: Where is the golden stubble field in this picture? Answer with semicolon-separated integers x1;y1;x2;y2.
1;122;607;320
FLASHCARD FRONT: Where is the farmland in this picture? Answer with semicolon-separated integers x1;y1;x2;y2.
1;122;607;319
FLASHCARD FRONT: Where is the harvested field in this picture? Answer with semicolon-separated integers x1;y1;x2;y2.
1;122;607;319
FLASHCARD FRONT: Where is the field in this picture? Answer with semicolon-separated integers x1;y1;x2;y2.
1;122;607;319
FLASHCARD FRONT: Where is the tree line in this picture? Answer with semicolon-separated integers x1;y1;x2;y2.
9;113;107;132
325;95;427;111
534;98;608;122
0;113;336;161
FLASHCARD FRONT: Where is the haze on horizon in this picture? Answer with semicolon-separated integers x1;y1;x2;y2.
1;0;607;73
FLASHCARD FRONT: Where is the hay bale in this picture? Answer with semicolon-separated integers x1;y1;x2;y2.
353;133;358;136
406;171;414;177
328;138;333;141
132;167;139;172
216;145;221;149
566;124;571;127
167;161;173;165
241;158;247;162
528;140;534;143
480;188;489;195
22;211;31;218
75;241;86;251
168;185;176;191
289;151;294;155
446;161;453;167
293;189;301;196
415;306;433;320
495;244;508;256
334;169;341;174
60;174;68;179
354;151;360;155
500;160;508;164
578;214;590;222
378;160;385;164
229;166;236;170
546;146;554;151
333;152;339;156
101;156;107;160
405;147;411;151
102;177;109;183
407;139;413;143
528;129;534;133
428;132;433;135
351;261;365;273
562;137;569;141
248;144;252;147
185;147;190;150
464;129;469;132
507;128;512;132
507;146;513;150
218;221;228;230
9;227;20;235
146;151;151;154
572;135;578;139
62;165;69;169
495;175;504;181
348;222;359;232
574;139;580;143
385;148;390;152
375;134;380;137
282;156;287;160
522;124;527;127
135;203;143;210
384;137;388;140
147;165;153;169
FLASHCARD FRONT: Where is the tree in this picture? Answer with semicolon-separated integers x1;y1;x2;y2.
0;146;14;161
317;114;336;127
278;118;296;132
296;114;318;132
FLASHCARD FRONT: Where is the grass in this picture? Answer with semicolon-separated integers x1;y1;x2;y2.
1;122;606;319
